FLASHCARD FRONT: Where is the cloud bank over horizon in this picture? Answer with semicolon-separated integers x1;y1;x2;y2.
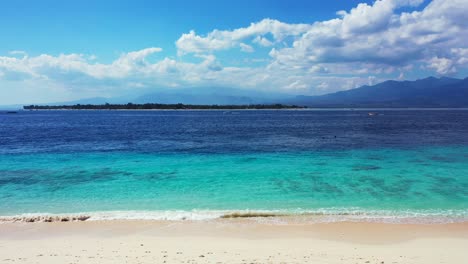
0;0;467;104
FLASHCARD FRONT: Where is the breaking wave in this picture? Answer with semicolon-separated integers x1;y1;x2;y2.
1;208;467;224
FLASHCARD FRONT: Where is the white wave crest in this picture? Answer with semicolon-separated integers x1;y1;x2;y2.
1;208;467;224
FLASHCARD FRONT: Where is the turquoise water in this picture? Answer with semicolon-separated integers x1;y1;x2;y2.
1;110;468;222
1;147;467;221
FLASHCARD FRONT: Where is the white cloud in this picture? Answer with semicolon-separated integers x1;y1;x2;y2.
253;36;273;47
427;57;456;75
239;43;254;53
451;48;468;65
175;18;311;54
9;50;28;57
317;82;329;91
270;0;468;72
309;65;329;74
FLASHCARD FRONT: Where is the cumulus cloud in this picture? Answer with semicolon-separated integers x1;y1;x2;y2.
427;57;456;75
175;18;311;54
0;47;164;82
274;0;467;76
253;36;273;47
239;43;254;53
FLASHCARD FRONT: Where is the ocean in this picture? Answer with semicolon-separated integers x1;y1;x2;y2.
1;109;467;223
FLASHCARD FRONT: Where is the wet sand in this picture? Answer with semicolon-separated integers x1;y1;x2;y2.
1;220;467;263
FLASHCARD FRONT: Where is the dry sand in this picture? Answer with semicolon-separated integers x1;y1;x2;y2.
0;220;467;263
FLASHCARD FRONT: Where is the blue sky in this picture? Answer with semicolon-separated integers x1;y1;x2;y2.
0;0;467;104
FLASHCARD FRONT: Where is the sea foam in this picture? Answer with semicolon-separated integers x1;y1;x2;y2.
1;208;467;224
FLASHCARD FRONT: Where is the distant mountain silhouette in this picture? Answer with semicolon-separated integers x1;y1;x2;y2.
133;87;288;105
286;77;468;107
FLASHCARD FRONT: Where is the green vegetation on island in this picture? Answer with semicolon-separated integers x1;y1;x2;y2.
23;103;306;110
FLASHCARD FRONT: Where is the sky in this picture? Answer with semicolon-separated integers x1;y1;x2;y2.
0;0;467;104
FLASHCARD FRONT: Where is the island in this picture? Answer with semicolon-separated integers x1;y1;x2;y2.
23;103;306;110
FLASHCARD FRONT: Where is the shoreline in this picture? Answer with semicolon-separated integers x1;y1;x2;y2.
2;209;468;224
1;220;467;263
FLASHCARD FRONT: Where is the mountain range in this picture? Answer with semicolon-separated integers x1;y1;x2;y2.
3;77;468;109
132;87;286;105
286;77;468;107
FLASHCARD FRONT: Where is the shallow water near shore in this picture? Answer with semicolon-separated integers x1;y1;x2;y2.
1;110;467;222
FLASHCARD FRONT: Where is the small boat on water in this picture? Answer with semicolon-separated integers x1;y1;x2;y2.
368;112;377;116
6;111;18;114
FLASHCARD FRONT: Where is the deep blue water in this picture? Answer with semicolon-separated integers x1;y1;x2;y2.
0;110;467;222
3;109;468;154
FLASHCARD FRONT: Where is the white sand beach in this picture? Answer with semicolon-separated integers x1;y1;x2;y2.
1;220;467;263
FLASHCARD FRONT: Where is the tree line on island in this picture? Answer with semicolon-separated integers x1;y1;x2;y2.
23;103;306;110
